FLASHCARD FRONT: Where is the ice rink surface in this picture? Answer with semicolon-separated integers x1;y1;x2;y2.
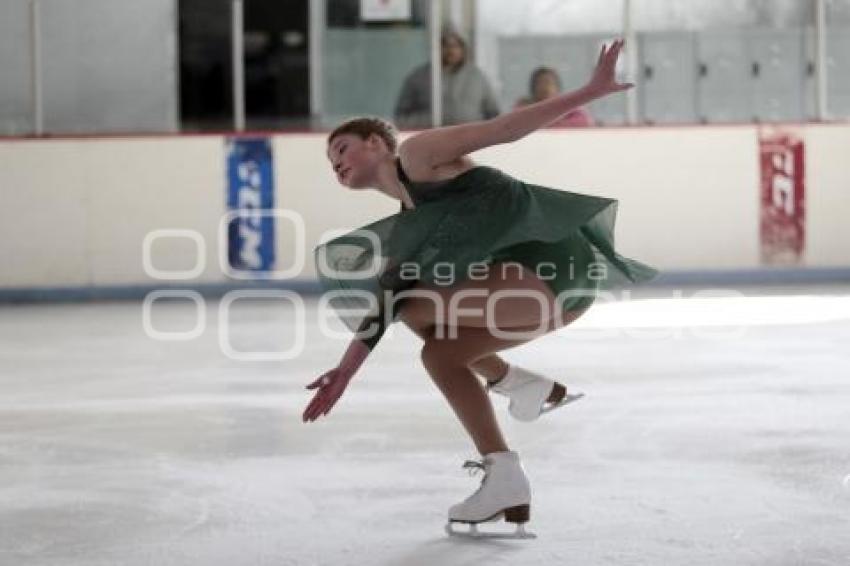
1;285;849;566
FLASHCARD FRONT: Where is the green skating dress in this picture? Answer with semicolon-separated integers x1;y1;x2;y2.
314;159;659;350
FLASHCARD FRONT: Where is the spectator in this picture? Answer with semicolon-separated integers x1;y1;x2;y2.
394;27;500;128
515;66;594;127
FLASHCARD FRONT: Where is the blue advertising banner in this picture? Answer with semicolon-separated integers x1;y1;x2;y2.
226;138;275;273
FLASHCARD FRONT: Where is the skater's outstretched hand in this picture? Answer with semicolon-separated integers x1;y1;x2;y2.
585;39;633;97
303;339;370;422
303;366;353;422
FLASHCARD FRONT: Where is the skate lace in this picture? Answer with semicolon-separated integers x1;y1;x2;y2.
460;460;491;498
462;460;487;477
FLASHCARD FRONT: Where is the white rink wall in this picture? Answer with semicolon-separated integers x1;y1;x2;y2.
0;124;848;290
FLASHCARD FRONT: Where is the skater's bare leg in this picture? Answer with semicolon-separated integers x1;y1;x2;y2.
470;356;509;383
420;324;549;455
403;296;592;411
402;322;516;454
398;262;596;453
401;261;566;384
403;321;510;384
400;263;589;454
405;316;588;410
402;315;507;385
478;306;590;402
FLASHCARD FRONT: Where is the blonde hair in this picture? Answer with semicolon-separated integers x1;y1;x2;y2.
328;116;398;153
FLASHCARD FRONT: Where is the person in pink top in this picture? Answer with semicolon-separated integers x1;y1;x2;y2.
515;66;594;127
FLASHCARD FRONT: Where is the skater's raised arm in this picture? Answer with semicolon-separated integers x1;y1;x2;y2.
400;39;632;170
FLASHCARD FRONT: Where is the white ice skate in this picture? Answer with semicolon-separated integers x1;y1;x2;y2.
445;450;536;539
487;365;584;422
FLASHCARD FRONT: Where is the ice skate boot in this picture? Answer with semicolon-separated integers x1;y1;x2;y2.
487;365;584;422
445;450;536;539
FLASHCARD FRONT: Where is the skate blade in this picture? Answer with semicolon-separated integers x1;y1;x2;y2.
445;522;537;540
540;392;585;415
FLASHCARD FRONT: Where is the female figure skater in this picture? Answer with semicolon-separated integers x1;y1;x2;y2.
303;40;657;538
